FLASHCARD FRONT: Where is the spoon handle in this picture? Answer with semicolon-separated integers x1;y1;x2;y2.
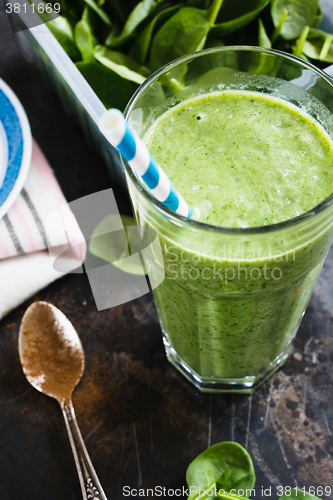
62;401;108;500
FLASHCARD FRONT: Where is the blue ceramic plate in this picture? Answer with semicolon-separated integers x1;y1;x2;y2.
0;79;32;219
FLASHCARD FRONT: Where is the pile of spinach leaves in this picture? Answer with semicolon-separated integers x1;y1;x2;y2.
46;0;333;110
186;442;321;500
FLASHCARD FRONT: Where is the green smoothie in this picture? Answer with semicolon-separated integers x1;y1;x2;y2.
141;91;333;386
145;91;333;227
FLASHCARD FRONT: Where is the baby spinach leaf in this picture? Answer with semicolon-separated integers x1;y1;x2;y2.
76;61;137;110
258;18;271;47
250;22;277;75
271;0;320;40
94;45;149;84
204;36;225;49
312;4;323;29
89;215;147;275
75;21;95;61
82;0;112;27
149;0;223;71
186;442;255;500
130;4;181;65
75;8;99;61
271;7;288;43
302;28;333;62
293;25;310;58
279;490;321;500
105;0;155;47
196;67;236;93
46;16;81;61
82;5;101;34
212;0;270;37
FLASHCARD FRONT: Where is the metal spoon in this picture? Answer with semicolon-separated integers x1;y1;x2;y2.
18;301;108;500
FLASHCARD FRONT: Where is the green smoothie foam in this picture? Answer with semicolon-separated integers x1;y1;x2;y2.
142;91;333;385
145;91;333;227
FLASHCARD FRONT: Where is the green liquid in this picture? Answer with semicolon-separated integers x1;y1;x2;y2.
145;91;333;227
143;91;333;384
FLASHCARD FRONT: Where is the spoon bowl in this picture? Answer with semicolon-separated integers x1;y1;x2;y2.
19;301;84;405
19;301;108;500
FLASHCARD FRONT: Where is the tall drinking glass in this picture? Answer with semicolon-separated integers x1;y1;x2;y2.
122;46;333;393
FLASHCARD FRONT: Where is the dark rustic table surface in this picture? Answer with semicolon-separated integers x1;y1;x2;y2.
1;4;333;500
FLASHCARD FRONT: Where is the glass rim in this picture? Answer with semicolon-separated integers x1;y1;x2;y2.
123;45;333;235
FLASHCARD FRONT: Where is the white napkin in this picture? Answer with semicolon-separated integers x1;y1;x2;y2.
0;140;85;319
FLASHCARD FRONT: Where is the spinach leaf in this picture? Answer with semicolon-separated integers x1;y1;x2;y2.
204;36;225;49
186;443;324;500
195;67;236;94
149;0;223;72
76;61;137;110
186;442;255;500
82;0;112;27
46;16;81;61
279;489;321;500
271;0;320;40
130;4;181;65
312;5;323;29
212;0;270;37
82;5;102;37
75;21;96;61
89;215;147;275
258;18;271;47
75;7;99;61
94;45;149;84
105;0;155;47
302;28;333;62
271;7;288;43
293;25;310;58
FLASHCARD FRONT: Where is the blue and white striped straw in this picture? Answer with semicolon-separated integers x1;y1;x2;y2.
99;109;193;218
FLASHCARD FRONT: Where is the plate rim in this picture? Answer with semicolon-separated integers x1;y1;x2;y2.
0;78;32;219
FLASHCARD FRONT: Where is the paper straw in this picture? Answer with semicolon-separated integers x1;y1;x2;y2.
99;109;193;218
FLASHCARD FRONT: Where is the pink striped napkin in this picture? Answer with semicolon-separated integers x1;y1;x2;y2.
0;140;85;319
